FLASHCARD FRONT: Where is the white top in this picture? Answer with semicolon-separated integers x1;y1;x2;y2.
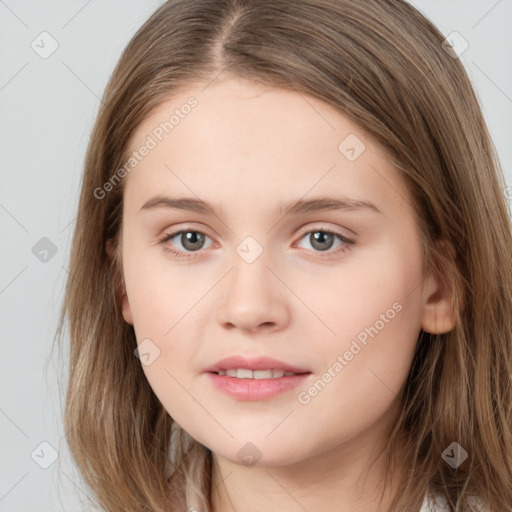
420;492;449;512
420;491;487;512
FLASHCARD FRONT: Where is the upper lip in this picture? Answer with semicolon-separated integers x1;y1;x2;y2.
203;355;310;374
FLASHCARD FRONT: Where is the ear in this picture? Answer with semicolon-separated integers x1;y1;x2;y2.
106;239;134;326
420;240;457;334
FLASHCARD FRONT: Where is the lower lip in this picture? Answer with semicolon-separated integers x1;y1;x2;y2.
205;372;311;401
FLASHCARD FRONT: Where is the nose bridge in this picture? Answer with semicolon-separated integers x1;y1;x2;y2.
216;235;288;331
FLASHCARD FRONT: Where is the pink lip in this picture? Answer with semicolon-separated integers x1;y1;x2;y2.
203;355;311;401
206;372;311;401
203;355;310;374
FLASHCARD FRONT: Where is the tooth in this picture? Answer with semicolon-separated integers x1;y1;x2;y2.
221;368;297;378
236;368;254;379
253;370;273;379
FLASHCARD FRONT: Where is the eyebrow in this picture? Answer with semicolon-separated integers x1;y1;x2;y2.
139;194;382;217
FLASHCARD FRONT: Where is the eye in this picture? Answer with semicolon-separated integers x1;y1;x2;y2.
294;226;354;257
158;229;214;259
158;226;354;260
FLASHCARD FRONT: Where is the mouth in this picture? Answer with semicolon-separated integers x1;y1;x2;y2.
203;355;312;400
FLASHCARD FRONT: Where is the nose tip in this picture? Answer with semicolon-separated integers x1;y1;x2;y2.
215;256;289;333
220;304;278;333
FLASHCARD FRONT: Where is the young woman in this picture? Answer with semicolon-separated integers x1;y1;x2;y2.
56;1;512;510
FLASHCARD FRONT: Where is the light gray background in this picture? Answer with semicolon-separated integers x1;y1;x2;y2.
0;1;510;510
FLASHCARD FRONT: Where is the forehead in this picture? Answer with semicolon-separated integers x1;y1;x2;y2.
123;77;409;217
130;77;375;158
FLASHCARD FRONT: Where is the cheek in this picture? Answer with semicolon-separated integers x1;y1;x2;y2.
300;233;424;405
122;231;192;334
121;239;210;378
298;239;424;347
292;288;422;451
120;245;194;401
123;263;203;426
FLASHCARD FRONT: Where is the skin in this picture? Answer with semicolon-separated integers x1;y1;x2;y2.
112;74;455;512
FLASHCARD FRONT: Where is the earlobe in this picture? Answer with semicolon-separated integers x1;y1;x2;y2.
106;239;134;326
420;242;458;334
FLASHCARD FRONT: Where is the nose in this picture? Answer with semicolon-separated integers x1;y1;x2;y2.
216;248;290;333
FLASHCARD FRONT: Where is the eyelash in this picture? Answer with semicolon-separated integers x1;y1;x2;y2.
158;226;354;260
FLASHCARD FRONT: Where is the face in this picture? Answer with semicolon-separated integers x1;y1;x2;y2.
116;75;451;470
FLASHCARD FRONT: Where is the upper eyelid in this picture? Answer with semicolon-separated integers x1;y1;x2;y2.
296;224;353;239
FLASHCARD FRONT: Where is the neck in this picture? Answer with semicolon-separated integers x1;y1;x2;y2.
210;424;408;512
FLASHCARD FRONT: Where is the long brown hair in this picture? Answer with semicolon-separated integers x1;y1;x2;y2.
54;1;512;510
